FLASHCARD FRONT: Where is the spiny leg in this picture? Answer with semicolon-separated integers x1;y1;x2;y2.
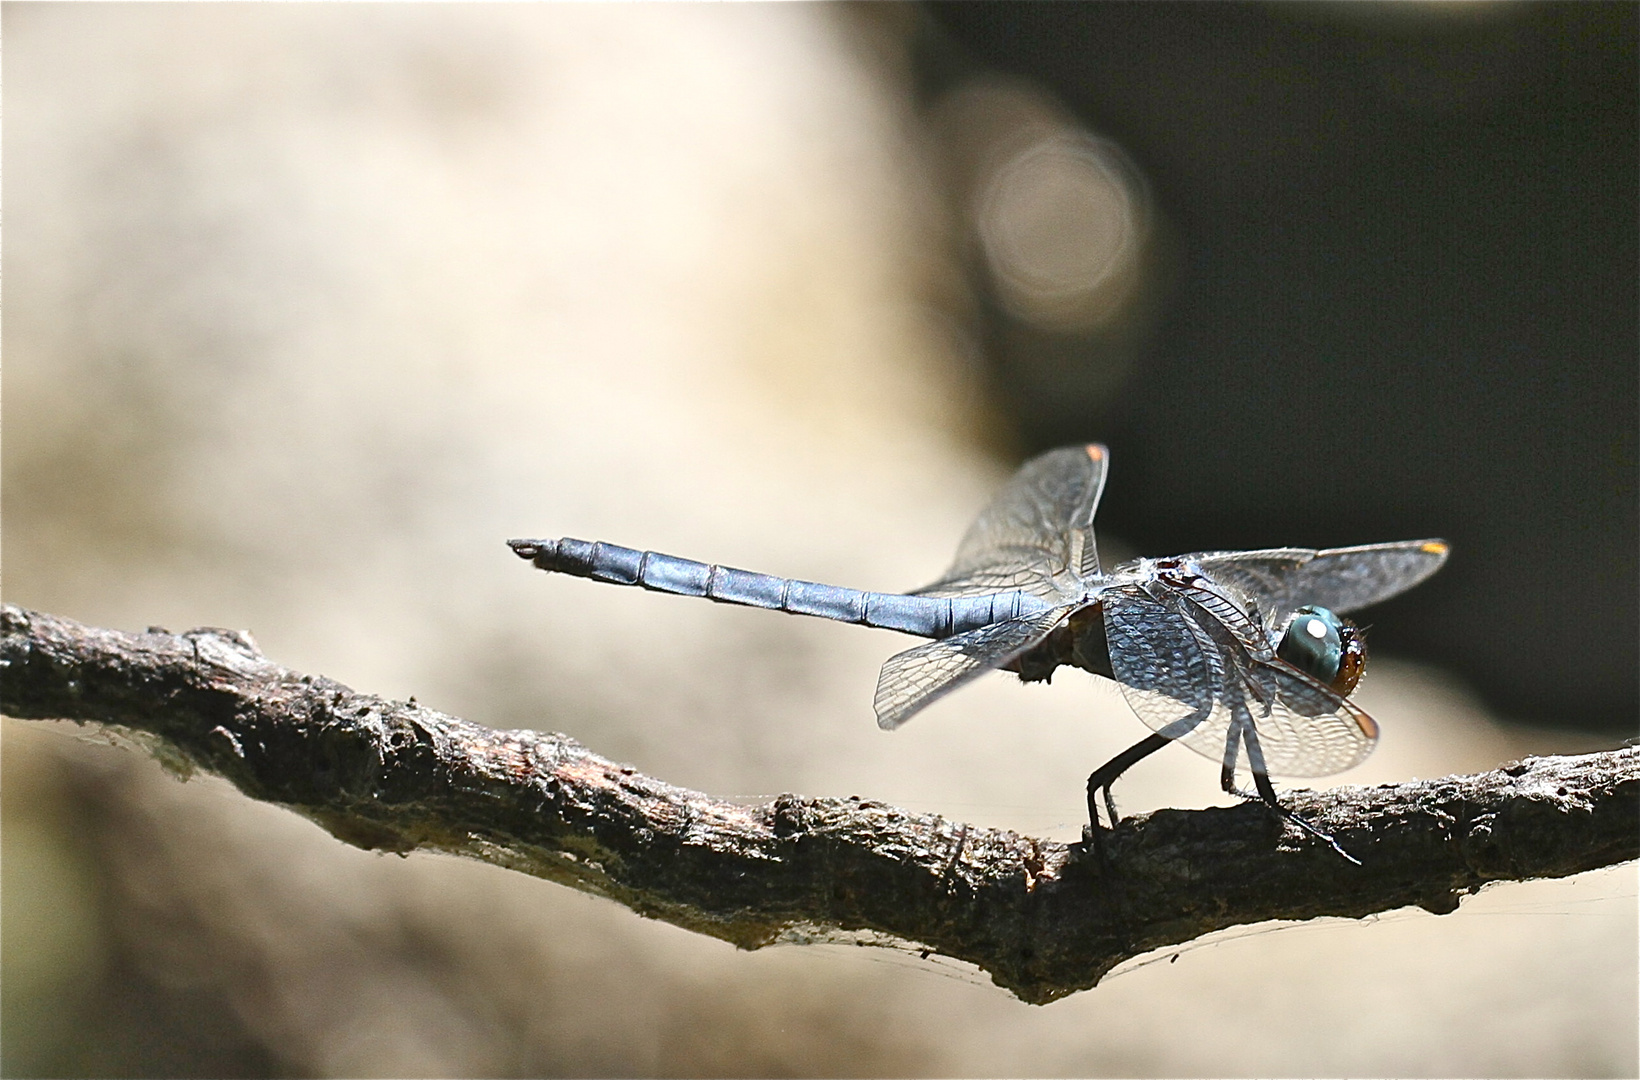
1084;732;1173;865
1224;723;1361;866
1085;698;1217;862
1086;733;1172;832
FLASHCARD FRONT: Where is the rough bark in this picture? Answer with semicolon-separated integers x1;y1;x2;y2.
3;603;1634;1003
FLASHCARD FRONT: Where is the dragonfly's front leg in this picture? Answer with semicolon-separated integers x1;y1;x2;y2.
1224;722;1361;866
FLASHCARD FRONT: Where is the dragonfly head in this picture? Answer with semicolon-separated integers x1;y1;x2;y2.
1276;606;1367;695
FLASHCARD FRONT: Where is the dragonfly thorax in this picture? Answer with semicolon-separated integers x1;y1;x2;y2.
1009;603;1114;684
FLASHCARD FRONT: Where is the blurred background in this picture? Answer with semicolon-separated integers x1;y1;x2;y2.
3;3;1634;1077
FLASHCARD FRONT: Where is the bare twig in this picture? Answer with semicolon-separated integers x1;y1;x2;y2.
2;603;1634;1003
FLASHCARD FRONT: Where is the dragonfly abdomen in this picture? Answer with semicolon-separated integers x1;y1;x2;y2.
508;538;1038;639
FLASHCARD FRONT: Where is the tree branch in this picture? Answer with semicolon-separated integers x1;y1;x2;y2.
2;603;1634;1003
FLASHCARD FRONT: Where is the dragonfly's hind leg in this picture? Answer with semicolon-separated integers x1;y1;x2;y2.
1084;732;1173;861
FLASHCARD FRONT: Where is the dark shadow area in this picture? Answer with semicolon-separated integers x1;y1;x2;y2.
917;1;1638;731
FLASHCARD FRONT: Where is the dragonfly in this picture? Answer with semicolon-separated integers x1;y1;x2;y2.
509;445;1448;862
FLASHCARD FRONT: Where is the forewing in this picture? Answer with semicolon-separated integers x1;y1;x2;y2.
1179;548;1314;628
1193;539;1449;619
1233;660;1380;777
1103;587;1234;761
1278;540;1449;614
1104;586;1379;777
915;445;1107;601
873;605;1075;730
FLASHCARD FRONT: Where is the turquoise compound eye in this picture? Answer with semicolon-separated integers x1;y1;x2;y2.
1277;605;1357;691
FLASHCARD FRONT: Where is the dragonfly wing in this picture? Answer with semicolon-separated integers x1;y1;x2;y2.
1277;539;1449;614
1193;539;1449;619
915;444;1108;601
874;604;1076;730
910;562;1065;598
1102;587;1234;760
1235;659;1380;777
1173;548;1312;624
1105;586;1380;777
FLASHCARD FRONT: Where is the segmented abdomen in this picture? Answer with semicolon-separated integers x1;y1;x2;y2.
509;537;1046;639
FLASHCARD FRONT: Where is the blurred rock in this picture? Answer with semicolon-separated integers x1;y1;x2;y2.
3;5;1633;1077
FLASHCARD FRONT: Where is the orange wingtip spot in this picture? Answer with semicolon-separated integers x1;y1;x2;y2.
1356;713;1380;739
1085;444;1105;460
1420;541;1449;555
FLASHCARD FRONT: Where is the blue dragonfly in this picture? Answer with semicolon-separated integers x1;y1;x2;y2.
509;445;1448;861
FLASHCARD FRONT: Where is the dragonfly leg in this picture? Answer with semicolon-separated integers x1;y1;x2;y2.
1226;725;1362;866
1249;769;1361;866
1085;732;1173;835
1085;706;1213;865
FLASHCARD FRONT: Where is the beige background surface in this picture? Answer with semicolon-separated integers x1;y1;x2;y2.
4;5;1633;1076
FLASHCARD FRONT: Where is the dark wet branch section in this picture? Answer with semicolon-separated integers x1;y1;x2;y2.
3;603;1635;1003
